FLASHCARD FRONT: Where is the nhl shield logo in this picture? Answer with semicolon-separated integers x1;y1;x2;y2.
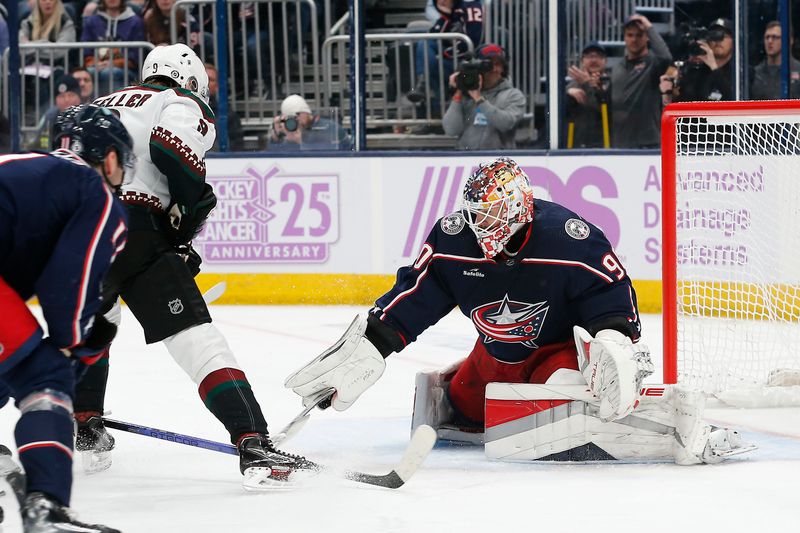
168;298;184;315
441;212;466;235
565;218;590;240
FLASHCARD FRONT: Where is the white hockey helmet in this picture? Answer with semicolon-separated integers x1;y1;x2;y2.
141;44;210;103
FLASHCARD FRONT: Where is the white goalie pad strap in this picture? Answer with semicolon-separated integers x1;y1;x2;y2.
284;315;385;411
574;326;654;422
164;323;241;384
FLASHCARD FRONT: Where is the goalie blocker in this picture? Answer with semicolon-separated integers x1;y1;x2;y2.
412;377;756;465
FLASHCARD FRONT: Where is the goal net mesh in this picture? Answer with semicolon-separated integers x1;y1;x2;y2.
673;115;800;398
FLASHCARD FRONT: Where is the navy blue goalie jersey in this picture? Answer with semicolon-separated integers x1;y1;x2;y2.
374;199;641;363
0;151;128;350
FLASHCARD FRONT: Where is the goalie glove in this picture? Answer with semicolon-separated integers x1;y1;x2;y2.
284;315;386;411
574;325;654;422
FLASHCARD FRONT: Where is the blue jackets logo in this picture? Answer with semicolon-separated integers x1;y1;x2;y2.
470;294;549;348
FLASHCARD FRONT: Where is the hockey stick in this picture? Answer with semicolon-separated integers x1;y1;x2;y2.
202;281;227;305
272;388;334;446
102;417;436;489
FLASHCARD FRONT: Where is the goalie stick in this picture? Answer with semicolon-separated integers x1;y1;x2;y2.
202;281;227;305
101;417;436;489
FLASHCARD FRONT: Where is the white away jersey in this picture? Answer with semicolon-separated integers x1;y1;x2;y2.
94;84;216;211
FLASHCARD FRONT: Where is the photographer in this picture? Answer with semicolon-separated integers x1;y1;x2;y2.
660;18;735;104
269;94;350;151
566;41;610;148
442;43;526;150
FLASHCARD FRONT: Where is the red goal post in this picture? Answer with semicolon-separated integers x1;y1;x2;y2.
661;101;800;406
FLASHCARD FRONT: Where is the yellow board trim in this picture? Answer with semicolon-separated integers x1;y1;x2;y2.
195;273;667;311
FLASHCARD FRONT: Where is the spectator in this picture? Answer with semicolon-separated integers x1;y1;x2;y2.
27;73;81;149
83;0;146;17
70;66;95;102
705;18;735;101
143;0;198;47
0;7;8;57
19;0;76;64
81;0;145;93
406;0;483;107
205;62;244;151
442;43;526;150
566;42;610;148
750;21;800;100
269;94;350;151
610;14;672;148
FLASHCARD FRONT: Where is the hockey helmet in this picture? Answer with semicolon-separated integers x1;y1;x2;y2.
52;104;135;173
141;44;209;103
462;157;534;258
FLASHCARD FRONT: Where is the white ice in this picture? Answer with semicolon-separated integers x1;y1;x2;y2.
1;307;798;533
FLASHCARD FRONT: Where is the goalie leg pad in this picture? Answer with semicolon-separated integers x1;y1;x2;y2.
164;323;241;384
484;383;755;464
411;359;484;445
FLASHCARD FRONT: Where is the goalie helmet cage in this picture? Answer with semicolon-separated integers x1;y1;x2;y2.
661;100;800;406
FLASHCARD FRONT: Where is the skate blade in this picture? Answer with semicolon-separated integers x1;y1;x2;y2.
241;466;318;491
717;443;758;459
81;450;112;474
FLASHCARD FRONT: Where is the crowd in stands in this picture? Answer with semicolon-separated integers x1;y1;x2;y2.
2;0;800;153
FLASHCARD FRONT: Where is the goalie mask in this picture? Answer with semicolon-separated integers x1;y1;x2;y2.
462;157;534;258
141;44;210;103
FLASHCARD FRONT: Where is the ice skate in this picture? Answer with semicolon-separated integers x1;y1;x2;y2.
701;427;757;464
22;492;120;533
0;445;21;477
237;433;319;490
75;413;114;474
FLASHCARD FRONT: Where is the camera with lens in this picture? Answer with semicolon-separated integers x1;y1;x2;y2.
676;24;708;57
456;58;494;93
283;115;299;132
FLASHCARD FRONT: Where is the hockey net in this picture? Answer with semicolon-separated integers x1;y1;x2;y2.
662;101;800;407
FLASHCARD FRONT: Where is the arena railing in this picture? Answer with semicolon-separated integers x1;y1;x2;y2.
1;41;154;142
322;32;474;130
170;0;321;132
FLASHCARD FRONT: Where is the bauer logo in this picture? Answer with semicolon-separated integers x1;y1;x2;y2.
197;165;339;263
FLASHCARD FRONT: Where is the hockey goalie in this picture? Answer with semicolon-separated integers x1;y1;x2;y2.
286;157;755;465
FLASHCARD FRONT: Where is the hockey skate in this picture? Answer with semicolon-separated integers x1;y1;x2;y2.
74;413;115;474
237;434;320;491
673;390;757;465
22;492;120;533
0;445;21;477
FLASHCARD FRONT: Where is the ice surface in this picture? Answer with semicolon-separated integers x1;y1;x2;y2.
1;308;798;532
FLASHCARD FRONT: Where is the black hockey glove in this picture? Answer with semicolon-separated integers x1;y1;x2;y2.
71;314;117;361
168;183;217;246
175;243;202;277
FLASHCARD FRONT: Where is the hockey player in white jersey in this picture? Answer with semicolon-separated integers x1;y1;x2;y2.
74;44;317;489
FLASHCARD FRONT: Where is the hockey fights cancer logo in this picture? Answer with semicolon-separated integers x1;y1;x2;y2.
197;164;339;263
471;294;549;348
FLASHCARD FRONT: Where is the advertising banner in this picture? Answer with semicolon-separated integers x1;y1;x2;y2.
201;154;664;281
